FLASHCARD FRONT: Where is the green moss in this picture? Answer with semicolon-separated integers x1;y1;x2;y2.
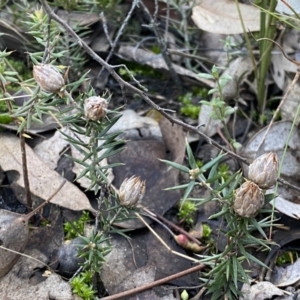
70;271;96;300
0;57;31;92
95;0;118;9
202;223;212;238
276;251;298;266
192;86;209;98
178;200;197;225
0;101;12;124
64;211;90;239
7;58;31;79
180;106;200;119
178;92;192;105
178;87;208;120
0;115;12;124
151;45;161;54
2;58;31;82
118;61;164;81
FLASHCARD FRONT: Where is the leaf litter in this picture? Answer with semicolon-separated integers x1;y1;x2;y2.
0;180;65;277
2;0;300;299
0;132;96;214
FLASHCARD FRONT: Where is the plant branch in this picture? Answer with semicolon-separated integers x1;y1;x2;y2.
0;244;52;270
0;79;32;209
139;1;183;94
97;0;139;78
20;132;32;209
26;179;66;219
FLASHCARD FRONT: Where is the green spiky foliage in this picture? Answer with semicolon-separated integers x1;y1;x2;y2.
162;140;277;299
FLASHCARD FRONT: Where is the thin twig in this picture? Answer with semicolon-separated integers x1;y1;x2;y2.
277;177;300;192
190;286;207;300
97;0;139;78
101;261;204;300
140;210;176;238
164;0;170;42
133;36;156;61
139;1;182;94
141;206;202;246
26;179;66;219
100;12;113;47
153;0;159;23
257;67;300;154
167;48;211;63
136;213;199;263
69;266;83;282
179;1;193;69
0;245;52;270
20;132;32;209
0;77;32;209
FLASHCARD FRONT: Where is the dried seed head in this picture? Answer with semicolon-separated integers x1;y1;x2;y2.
248;152;279;189
233;181;264;218
33;64;64;93
84;96;108;121
118;176;146;207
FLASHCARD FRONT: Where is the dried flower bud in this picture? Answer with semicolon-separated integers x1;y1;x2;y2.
119;176;146;207
33;64;64;93
233;181;264;218
174;234;206;253
84;96;108;121
248;152;279;189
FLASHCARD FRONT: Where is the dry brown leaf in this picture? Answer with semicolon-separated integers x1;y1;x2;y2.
56;9;101;27
276;0;300;15
0;132;96;214
271;258;300;287
241;282;284;300
33;127;114;190
34;130;69;170
191;0;260;34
